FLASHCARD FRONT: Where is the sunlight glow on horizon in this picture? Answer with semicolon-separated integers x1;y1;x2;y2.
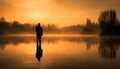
0;0;120;26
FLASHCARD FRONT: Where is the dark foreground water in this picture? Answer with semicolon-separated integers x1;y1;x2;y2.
0;35;120;69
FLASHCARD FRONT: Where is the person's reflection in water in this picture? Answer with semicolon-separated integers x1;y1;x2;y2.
36;43;43;61
35;23;43;61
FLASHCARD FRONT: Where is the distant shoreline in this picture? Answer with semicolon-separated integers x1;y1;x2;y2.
1;34;120;38
0;34;98;37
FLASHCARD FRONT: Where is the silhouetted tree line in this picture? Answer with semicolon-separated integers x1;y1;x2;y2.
0;17;34;34
0;17;100;34
61;18;100;34
1;9;120;35
99;9;120;36
81;18;100;34
43;24;61;34
61;24;84;34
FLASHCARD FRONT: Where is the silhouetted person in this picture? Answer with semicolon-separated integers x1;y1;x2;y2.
35;23;43;61
36;44;43;61
36;23;43;46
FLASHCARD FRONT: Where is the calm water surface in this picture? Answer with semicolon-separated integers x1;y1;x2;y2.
0;35;120;69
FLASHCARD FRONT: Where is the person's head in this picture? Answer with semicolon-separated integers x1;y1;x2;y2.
38;23;40;26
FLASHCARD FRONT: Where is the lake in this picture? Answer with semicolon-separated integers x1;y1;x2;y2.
0;35;120;69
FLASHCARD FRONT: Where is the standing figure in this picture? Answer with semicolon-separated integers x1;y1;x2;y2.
36;23;43;46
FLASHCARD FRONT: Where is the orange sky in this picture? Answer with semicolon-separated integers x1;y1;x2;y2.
0;0;120;27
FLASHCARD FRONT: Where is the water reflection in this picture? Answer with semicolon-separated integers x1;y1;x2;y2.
0;35;120;69
36;44;43;61
0;36;100;50
99;37;120;59
0;36;35;50
36;35;43;61
0;35;120;60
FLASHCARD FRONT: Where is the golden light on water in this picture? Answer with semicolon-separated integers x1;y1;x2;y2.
1;35;120;69
1;35;93;59
4;43;36;55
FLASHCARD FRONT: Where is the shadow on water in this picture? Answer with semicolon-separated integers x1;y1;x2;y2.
99;37;120;59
